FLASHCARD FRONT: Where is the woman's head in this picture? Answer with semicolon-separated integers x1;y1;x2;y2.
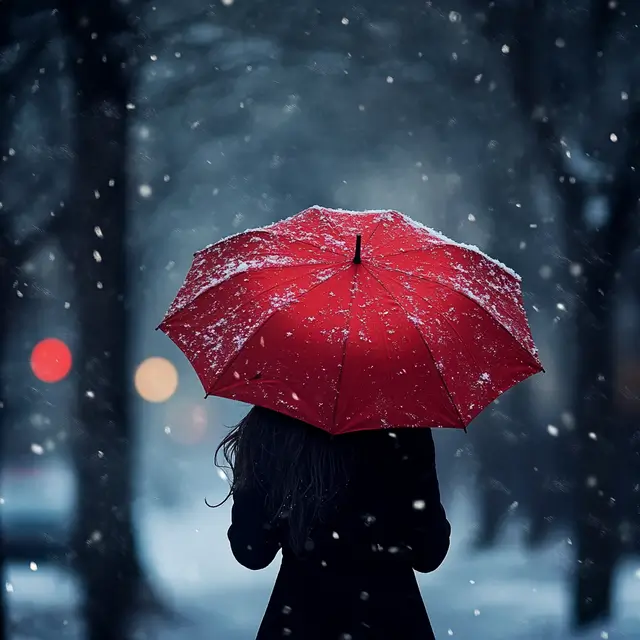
211;405;435;554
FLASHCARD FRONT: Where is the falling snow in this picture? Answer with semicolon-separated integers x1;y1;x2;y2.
3;6;639;638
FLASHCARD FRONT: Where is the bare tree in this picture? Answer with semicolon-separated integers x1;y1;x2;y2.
55;2;161;638
472;0;640;627
2;1;164;635
0;12;13;630
0;5;69;636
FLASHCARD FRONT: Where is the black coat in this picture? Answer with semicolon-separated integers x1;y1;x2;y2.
227;429;451;640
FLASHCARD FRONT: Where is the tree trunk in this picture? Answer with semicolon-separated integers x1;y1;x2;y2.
572;257;620;626
59;4;143;639
627;263;640;554
0;258;8;640
563;185;627;627
0;9;13;635
566;171;636;627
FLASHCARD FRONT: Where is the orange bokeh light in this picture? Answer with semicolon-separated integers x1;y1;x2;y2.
134;357;178;403
30;338;72;383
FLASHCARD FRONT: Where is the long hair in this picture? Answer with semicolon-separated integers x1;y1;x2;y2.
211;406;359;555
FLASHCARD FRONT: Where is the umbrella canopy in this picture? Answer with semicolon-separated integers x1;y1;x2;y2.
158;206;543;435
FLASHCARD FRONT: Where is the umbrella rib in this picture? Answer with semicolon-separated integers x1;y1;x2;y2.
318;210;350;245
164;260;341;325
378;244;447;260
363;265;466;428
329;267;360;433
376;265;536;364
269;229;346;258
395;279;486;376
364;219;385;246
210;263;352;394
199;228;346;260
380;244;520;283
380;269;502;375
371;230;405;255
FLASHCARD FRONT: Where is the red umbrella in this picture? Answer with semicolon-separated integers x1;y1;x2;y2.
158;206;543;435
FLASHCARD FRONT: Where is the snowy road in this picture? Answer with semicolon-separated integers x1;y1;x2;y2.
8;494;640;639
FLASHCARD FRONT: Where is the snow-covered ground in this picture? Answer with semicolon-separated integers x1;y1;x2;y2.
8;492;640;639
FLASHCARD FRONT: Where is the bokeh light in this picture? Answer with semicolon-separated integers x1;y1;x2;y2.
135;357;178;402
30;338;72;383
165;403;208;444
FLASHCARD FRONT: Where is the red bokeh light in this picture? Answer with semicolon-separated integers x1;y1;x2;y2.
30;338;72;383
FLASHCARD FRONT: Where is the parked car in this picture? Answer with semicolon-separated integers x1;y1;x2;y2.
1;454;76;562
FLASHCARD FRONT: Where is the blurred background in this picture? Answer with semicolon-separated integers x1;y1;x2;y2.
0;0;639;638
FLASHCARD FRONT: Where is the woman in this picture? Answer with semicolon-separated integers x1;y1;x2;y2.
212;405;451;640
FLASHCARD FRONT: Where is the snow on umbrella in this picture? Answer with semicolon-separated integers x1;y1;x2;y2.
158;206;543;435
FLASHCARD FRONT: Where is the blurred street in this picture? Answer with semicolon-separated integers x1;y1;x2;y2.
7;494;640;639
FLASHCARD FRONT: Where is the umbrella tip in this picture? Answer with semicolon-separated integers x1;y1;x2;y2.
353;234;362;264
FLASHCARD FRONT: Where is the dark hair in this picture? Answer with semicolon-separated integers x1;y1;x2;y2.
210;406;356;554
210;405;436;555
